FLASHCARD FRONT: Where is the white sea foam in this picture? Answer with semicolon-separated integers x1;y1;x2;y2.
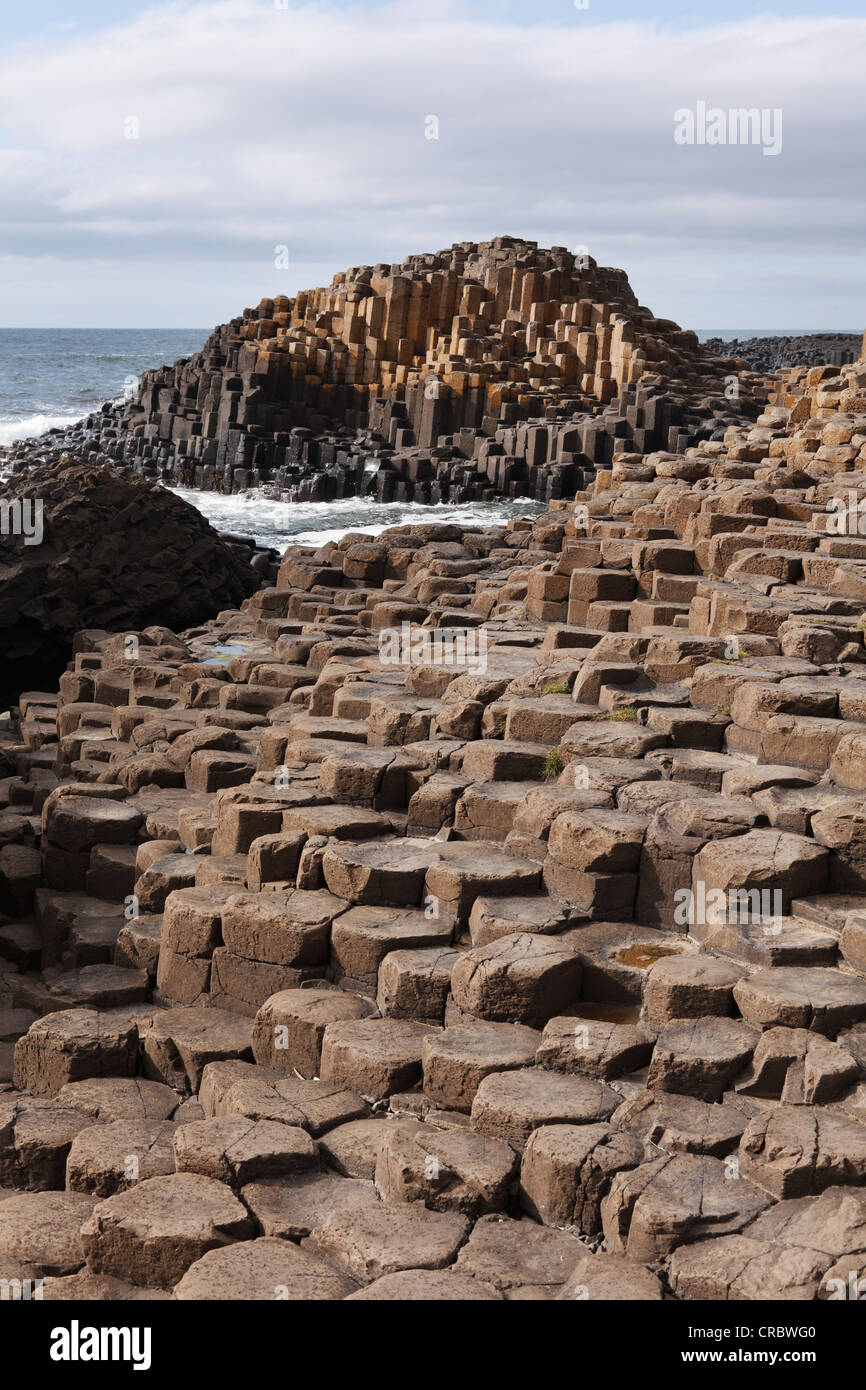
170;487;544;552
0;412;84;446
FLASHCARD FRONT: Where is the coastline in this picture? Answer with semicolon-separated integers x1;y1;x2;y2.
2;321;857;544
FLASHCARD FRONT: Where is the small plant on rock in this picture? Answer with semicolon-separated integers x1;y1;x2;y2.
542;750;564;779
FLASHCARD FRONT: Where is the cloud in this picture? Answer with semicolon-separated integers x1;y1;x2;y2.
0;0;863;326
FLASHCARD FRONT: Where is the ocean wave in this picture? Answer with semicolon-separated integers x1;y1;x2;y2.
0;412;85;446
170;487;545;552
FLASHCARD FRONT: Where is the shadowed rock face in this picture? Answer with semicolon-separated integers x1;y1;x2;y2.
703;333;861;376
0;456;258;704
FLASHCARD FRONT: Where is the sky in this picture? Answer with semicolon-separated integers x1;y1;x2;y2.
0;0;863;332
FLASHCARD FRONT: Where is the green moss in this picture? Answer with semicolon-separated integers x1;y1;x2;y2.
542;750;564;780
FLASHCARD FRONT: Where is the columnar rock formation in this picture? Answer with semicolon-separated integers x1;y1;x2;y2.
1;341;866;1299
703;333;860;375
1;239;764;506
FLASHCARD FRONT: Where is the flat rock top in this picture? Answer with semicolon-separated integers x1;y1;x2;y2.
81;1172;251;1239
422;1022;540;1064
347;1268;502;1300
323;1018;440;1057
454;1214;586;1293
734;968;866;1030
473;1067;620;1125
242;1173;381;1240
21;1008;137;1042
55;1077;180;1122
0;1190;97;1273
310;1201;470;1283
175;1236;358;1300
145;1008;254;1048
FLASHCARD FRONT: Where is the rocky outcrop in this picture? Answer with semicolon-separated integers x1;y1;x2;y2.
0;457;259;706
1;337;866;1301
0;239;765;507
704;333;860;375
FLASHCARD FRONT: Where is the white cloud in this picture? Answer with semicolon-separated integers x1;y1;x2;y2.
0;0;863;326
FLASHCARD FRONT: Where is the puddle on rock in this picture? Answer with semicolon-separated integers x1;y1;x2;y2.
202;643;247;667
613;943;686;970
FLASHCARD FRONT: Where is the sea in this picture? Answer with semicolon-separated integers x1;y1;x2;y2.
0;325;855;553
0;329;208;446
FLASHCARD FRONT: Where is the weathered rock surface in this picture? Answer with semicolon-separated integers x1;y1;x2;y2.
1;311;865;1303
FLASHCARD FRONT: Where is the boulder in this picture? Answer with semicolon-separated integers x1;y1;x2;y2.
0;457;257;704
